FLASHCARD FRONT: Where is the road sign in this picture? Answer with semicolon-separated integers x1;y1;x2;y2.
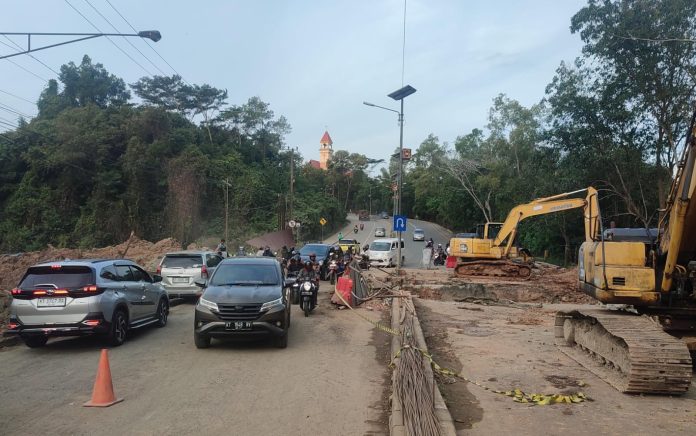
319;217;327;226
393;215;407;232
402;148;412;160
288;220;296;228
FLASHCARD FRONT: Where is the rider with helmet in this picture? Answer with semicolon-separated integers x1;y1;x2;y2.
298;260;319;306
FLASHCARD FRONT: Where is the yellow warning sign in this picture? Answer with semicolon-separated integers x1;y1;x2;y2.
319;218;327;226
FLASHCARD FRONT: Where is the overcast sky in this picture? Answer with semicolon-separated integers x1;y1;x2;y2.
0;0;587;168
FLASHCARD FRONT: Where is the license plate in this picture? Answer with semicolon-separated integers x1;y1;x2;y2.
37;297;66;307
172;277;188;283
225;321;252;330
301;290;314;296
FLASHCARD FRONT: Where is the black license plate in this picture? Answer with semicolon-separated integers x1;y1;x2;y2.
225;321;252;331
301;290;314;296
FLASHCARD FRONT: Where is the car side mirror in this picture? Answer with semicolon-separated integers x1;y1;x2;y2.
194;279;207;288
153;274;163;283
284;277;297;287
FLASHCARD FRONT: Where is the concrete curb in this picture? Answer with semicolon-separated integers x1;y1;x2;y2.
390;293;456;436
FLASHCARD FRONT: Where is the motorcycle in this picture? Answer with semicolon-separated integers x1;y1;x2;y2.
297;279;318;317
353;227;359;234
358;254;371;270
328;259;339;285
433;251;447;266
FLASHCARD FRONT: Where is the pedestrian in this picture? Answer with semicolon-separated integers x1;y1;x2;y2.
338;232;343;241
215;239;228;257
262;246;274;257
256;246;264;256
281;245;289;260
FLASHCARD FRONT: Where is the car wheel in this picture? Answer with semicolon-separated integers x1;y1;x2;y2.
194;332;211;349
155;298;169;327
276;330;288;348
23;336;48;348
107;309;128;346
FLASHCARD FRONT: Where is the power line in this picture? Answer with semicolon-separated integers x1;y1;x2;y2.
104;0;188;82
83;0;167;75
2;56;48;82
1;35;61;76
63;0;154;76
0;102;34;119
0;88;35;104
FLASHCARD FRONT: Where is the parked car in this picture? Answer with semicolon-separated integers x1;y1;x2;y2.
368;238;405;268
5;259;169;348
157;251;224;298
193;257;291;349
413;228;425;241
299;243;336;280
374;227;386;237
380;211;389;219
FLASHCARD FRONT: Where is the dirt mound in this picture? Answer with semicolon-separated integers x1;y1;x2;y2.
0;235;181;292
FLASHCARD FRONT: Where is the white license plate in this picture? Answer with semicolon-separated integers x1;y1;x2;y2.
172;277;188;283
225;321;252;330
37;297;66;307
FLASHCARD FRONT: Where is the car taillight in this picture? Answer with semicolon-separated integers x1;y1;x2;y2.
11;288;21;295
8;321;19;329
82;285;98;292
33;290;47;296
156;265;161;274
82;319;101;326
201;265;208;279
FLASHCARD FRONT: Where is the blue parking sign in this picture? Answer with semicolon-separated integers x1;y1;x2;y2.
393;215;407;232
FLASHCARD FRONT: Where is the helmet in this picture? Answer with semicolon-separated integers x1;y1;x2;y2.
309;253;316;260
438;243;442;247
293;254;301;261
304;261;313;268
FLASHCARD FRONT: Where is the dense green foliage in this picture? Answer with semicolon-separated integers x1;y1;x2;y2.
0;56;378;251
399;0;696;264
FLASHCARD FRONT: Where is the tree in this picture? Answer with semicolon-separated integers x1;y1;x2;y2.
53;55;130;109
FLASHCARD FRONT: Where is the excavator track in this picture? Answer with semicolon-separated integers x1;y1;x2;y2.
555;308;692;394
454;260;531;279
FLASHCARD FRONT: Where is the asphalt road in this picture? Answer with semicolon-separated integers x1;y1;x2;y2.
0;294;389;435
325;214;453;268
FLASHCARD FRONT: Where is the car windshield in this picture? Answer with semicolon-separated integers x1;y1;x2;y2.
20;266;94;289
371;242;391;251
162;255;203;268
211;264;279;286
339;239;357;244
414;230;423;234
299;244;329;257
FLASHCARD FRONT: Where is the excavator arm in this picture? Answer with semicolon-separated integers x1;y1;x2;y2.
492;187;600;256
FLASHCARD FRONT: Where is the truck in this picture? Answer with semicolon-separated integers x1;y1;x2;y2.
358;210;370;221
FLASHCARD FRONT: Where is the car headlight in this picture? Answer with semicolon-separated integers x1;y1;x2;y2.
459;243;468;253
198;297;218;311
261;297;284;311
303;281;312;291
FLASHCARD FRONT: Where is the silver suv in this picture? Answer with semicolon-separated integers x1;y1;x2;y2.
157;251;224;298
5;259;169;348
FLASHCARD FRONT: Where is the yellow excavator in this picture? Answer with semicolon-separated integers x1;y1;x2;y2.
556;114;696;395
449;187;599;278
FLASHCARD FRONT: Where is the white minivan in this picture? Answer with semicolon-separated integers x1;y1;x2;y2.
368;238;405;268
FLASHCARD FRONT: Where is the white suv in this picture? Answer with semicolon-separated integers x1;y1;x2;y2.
368;238;405;268
157;251;224;298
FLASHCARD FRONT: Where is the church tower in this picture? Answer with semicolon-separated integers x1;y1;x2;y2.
319;130;333;170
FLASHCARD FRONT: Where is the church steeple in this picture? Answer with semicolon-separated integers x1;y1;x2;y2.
319;130;333;170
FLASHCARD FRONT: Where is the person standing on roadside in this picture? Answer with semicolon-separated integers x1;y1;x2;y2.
216;239;228;258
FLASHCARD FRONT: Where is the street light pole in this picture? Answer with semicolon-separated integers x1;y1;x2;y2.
0;31;162;60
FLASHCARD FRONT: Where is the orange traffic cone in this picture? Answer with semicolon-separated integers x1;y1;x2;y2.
84;349;123;407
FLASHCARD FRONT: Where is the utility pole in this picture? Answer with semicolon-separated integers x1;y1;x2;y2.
289;147;295;226
224;178;230;242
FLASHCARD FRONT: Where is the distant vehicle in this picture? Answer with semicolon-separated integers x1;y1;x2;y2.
380;211;389;219
413;228;425;241
374;227;386;237
157;251;224;298
299;243;336;280
368;238;405;268
6;259;169;347
358;210;370;221
337;238;361;254
193;257;290;349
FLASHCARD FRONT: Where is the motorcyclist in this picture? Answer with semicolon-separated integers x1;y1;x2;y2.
262;246;274;257
362;243;370;253
287;257;303;274
436;243;445;255
298;261;319;305
281;245;289;260
426;238;434;248
236;246;246;256
353;225;359;234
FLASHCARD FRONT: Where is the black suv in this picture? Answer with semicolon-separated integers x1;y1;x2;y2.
299;243;337;280
193;257;291;349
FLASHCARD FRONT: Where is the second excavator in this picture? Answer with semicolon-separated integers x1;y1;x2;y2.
449;187;599;278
